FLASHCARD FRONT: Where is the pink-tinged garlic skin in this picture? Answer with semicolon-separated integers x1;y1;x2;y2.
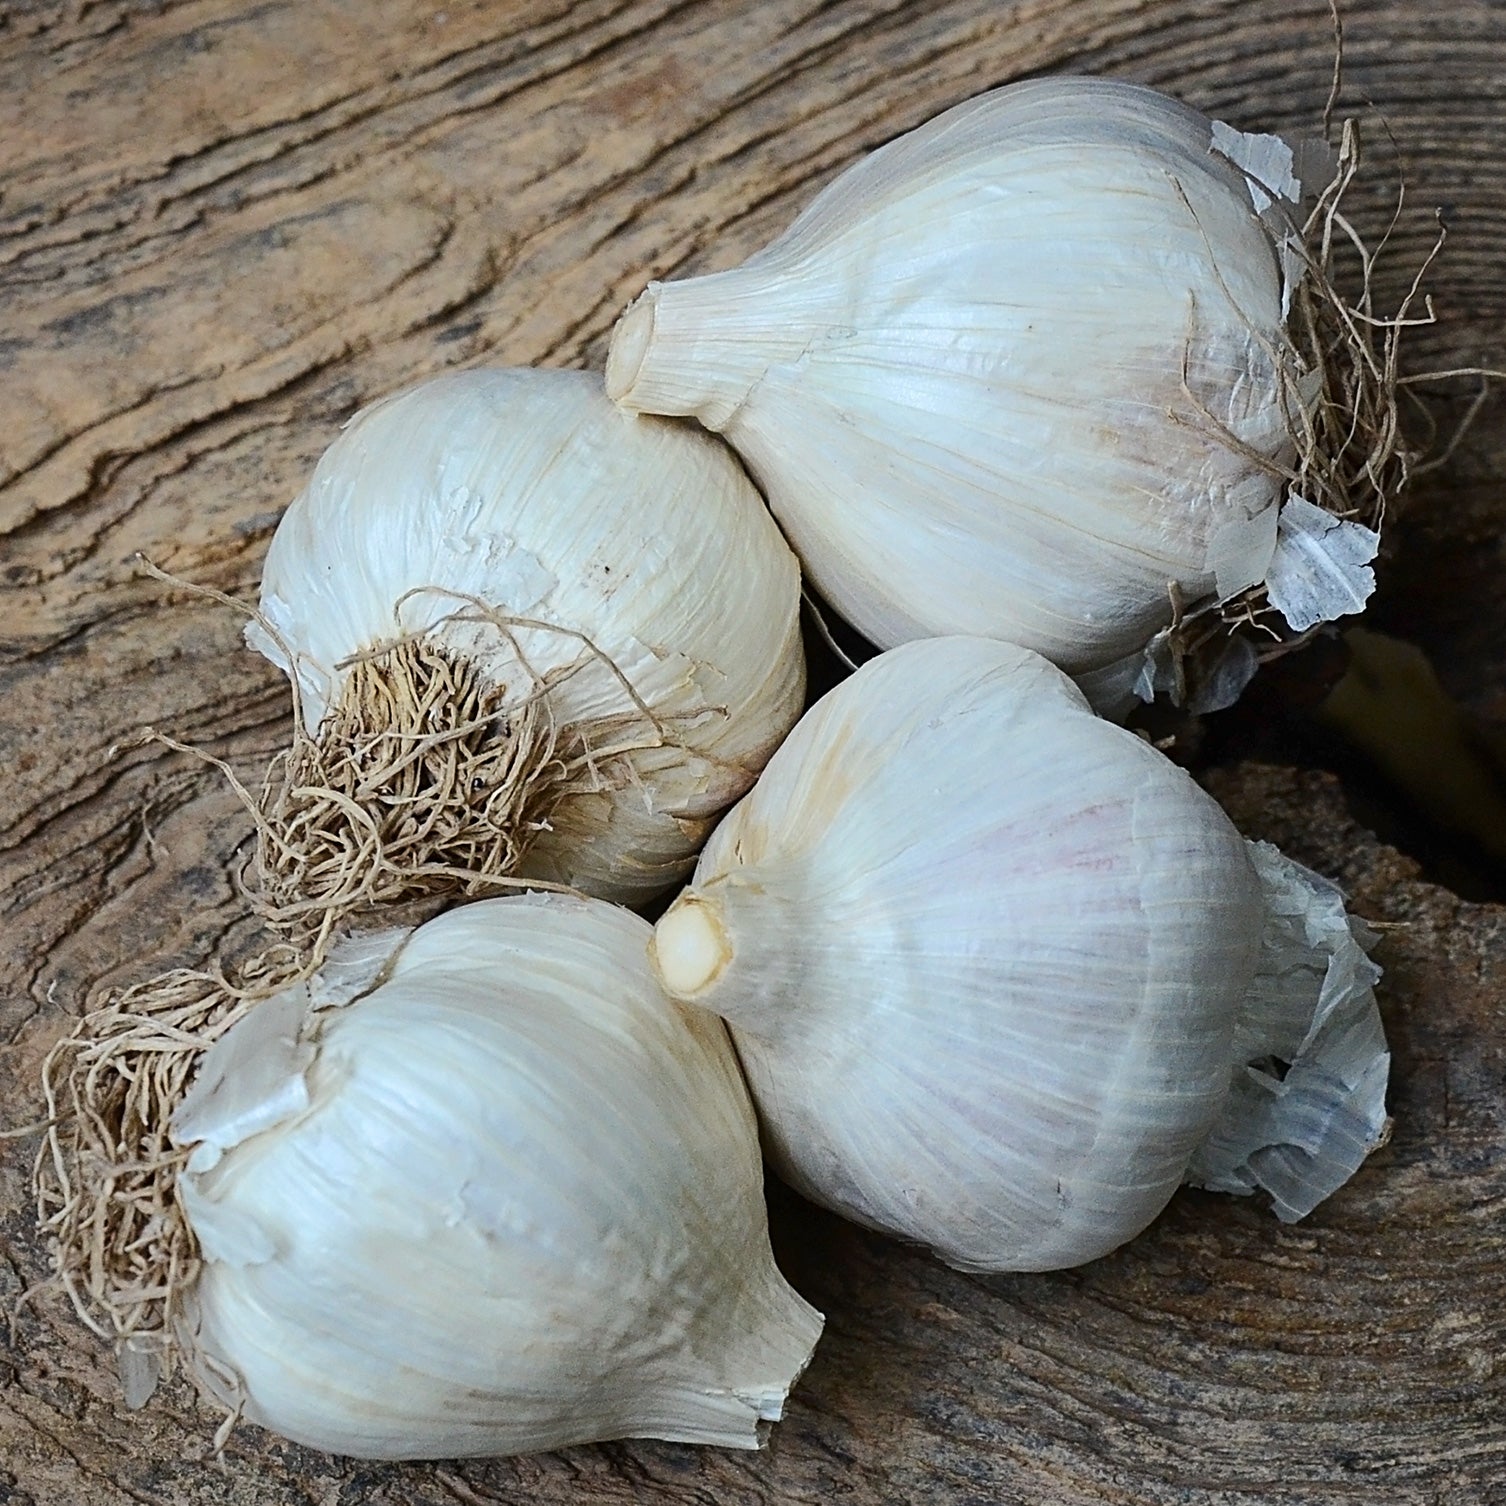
653;636;1265;1272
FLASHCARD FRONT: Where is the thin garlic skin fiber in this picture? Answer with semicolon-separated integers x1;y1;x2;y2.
607;77;1305;678
250;367;803;908
167;894;822;1458
651;637;1390;1273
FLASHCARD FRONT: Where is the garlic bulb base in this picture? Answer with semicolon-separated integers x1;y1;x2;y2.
1184;841;1391;1220
254;631;597;936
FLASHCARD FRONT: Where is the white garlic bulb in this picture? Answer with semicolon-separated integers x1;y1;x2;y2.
167;893;822;1458
606;77;1331;679
651;637;1390;1272
250;367;803;912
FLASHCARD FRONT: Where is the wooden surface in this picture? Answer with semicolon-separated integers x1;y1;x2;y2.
3;2;1505;1501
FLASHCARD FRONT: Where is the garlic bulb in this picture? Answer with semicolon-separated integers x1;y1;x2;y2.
650;636;1390;1272
249;367;803;915
166;893;822;1458
607;77;1368;684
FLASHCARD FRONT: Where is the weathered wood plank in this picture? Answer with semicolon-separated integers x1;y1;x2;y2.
3;2;1504;1501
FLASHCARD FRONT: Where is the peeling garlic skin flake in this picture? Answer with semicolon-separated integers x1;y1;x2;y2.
172;895;822;1460
652;638;1291;1272
608;78;1301;675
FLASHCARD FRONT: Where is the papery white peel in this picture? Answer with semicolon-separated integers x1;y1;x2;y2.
1211;121;1302;215
173;985;317;1178
1185;841;1391;1218
1208;118;1310;323
1265;494;1381;633
1078;623;1262;721
119;1336;164;1412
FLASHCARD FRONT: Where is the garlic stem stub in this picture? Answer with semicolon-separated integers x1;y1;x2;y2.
607;77;1401;700
650;636;1391;1273
151;894;823;1458
248;367;804;923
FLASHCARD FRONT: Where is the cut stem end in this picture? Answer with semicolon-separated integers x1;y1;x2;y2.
605;288;659;407
653;894;732;998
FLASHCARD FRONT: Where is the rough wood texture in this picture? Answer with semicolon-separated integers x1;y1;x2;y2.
3;2;1504;1501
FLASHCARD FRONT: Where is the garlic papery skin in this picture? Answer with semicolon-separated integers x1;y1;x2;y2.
650;637;1389;1273
607;77;1320;679
167;894;822;1458
1186;841;1391;1221
248;367;803;914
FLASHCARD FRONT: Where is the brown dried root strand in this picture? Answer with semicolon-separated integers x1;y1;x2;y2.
257;635;569;937
1165;116;1435;702
1277;119;1419;542
35;942;307;1367
129;569;709;949
250;595;702;947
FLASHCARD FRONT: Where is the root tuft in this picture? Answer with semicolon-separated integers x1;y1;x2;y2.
1168;116;1436;705
35;944;307;1383
249;599;687;949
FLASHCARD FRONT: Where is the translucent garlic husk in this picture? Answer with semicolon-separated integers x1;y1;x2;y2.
250;367;804;910
166;894;822;1458
650;637;1390;1272
606;77;1317;680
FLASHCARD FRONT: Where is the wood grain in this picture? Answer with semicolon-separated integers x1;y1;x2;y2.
3;2;1504;1502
